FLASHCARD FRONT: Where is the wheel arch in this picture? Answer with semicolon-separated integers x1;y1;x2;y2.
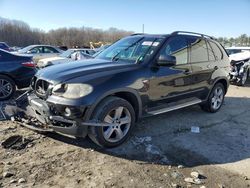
85;88;142;122
0;73;16;84
205;77;229;101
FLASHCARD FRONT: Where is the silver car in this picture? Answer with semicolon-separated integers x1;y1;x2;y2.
37;49;94;68
15;45;63;63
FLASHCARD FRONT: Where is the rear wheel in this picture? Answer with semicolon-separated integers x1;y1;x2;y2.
200;83;225;113
0;75;16;101
88;96;135;148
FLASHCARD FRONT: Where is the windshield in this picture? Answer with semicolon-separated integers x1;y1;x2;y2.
59;49;74;58
96;36;163;63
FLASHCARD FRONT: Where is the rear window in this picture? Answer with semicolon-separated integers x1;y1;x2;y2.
209;41;223;60
188;37;208;63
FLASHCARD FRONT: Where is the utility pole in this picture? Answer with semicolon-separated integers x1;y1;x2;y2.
142;24;144;33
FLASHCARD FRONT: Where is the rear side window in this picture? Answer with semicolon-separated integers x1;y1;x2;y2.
207;41;216;61
44;47;59;53
188;37;208;63
160;36;188;65
209;41;223;60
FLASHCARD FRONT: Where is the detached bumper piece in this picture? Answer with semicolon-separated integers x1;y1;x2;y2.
27;94;113;138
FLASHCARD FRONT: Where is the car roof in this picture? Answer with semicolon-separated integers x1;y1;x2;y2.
129;33;170;38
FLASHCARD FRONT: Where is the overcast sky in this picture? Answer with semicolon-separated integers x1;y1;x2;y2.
0;0;250;37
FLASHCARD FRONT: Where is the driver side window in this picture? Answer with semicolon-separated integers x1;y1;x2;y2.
160;36;188;65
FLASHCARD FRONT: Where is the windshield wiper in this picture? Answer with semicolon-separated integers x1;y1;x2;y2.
111;37;144;62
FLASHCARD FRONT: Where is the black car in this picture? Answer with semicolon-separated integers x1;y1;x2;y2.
27;31;230;147
0;49;37;100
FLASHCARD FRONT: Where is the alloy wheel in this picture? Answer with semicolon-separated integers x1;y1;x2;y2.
211;87;224;110
0;79;13;99
102;106;131;143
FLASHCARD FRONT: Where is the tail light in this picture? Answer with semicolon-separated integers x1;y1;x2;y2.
22;61;35;68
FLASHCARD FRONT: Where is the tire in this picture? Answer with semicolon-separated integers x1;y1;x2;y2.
238;70;248;86
0;75;16;101
88;96;135;148
200;83;225;113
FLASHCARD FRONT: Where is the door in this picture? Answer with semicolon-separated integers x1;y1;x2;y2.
147;35;193;107
186;36;215;99
43;46;60;58
29;46;43;63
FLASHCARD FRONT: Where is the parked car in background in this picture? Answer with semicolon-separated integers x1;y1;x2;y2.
0;42;12;52
0;49;36;100
226;47;250;86
15;45;63;63
36;49;93;68
226;47;250;55
27;31;230;147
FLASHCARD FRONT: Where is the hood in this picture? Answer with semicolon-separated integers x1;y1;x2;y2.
36;59;138;83
229;51;250;62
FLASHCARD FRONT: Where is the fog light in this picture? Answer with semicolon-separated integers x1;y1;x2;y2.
64;107;71;117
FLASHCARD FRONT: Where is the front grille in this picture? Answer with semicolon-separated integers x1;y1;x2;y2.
35;79;51;97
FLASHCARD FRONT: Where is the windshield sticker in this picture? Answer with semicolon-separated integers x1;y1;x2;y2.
142;41;160;46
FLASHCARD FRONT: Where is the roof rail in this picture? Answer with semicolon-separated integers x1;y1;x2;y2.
130;33;146;36
171;31;215;40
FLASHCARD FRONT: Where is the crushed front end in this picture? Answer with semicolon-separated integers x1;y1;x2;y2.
27;76;91;137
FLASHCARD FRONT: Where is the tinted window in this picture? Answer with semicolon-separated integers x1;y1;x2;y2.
207;41;216;61
44;47;58;53
188;37;208;63
160;36;188;65
209;41;222;60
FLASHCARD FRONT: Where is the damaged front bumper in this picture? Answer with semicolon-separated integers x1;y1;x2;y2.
27;93;110;138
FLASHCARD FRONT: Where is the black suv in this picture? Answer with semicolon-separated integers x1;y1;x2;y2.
28;31;230;147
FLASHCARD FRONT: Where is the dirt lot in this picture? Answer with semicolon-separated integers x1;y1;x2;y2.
1;82;250;188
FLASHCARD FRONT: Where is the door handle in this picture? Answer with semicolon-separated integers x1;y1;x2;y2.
184;69;192;75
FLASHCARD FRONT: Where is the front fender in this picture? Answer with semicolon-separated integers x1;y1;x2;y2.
83;87;142;121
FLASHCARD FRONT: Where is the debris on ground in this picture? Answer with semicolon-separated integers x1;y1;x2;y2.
191;126;200;133
190;171;200;178
184;177;204;185
177;165;184;169
3;171;14;178
18;178;26;184
1;135;33;150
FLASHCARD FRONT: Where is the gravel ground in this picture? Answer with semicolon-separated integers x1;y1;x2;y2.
0;82;250;188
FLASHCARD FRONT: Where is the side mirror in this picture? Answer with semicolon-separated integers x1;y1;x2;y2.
157;55;176;66
26;50;31;54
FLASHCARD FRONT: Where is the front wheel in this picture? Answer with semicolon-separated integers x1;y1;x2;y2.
88;96;135;148
238;70;248;86
200;83;225;113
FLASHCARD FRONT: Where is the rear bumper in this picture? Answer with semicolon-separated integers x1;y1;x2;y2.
27;93;111;137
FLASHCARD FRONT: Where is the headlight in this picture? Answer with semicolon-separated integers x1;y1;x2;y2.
52;83;93;99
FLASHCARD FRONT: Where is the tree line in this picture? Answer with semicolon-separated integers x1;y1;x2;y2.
217;34;250;47
0;17;133;48
0;17;249;48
